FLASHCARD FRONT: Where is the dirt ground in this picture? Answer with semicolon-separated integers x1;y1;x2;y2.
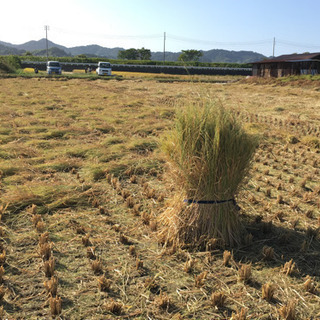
0;76;319;319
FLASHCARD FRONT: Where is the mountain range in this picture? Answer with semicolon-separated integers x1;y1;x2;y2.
0;38;266;63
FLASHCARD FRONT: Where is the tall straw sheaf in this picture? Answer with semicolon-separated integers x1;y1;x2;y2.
158;100;258;247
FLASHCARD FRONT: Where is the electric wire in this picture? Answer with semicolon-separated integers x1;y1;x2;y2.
167;33;273;46
53;27;162;40
276;39;320;49
35;26;320;54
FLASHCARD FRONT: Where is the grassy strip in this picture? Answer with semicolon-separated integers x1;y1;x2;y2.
0;72;122;81
1;70;241;83
1;182;95;215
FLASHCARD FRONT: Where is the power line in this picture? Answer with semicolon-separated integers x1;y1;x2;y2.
50;26;320;49
276;39;320;49
167;34;320;53
53;27;162;40
43;26;320;54
167;33;273;46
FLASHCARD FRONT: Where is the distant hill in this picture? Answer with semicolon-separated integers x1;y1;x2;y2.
151;50;265;63
151;51;181;61
0;39;68;52
31;47;71;57
201;49;265;64
0;38;266;63
67;45;124;59
0;43;25;55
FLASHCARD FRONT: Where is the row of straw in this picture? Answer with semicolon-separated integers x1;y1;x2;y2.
101;176;172;314
106;173;162;234
31;204;62;317
236;110;320;137
80;215;124;315
188;247;316;319
0;204;8;318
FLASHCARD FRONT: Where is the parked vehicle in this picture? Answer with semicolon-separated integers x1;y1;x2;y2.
47;61;62;75
96;62;112;76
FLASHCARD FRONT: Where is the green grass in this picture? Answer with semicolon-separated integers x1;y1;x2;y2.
2;182;93;215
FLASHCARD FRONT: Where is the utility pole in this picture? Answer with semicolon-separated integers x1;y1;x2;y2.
272;37;275;57
163;32;166;65
44;25;49;62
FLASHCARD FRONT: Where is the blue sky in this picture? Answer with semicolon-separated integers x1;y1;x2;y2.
1;0;320;56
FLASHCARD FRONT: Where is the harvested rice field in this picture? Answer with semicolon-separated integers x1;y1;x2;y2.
0;75;319;319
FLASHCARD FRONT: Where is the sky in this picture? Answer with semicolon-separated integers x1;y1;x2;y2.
1;0;320;57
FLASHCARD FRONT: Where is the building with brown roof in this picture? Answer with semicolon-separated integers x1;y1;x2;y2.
252;52;320;77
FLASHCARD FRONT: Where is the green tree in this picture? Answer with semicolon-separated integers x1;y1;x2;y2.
138;47;151;60
75;54;89;62
178;49;203;62
76;54;88;59
118;48;139;60
118;48;151;60
0;55;21;73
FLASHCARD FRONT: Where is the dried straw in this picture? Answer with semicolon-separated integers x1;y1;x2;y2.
158;100;258;247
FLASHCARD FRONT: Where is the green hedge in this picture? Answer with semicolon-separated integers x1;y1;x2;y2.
16;55;252;68
0;55;21;73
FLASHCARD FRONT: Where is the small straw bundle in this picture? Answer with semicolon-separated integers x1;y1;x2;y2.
158;100;258;248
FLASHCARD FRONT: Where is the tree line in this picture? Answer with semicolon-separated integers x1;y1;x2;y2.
118;48;152;60
118;48;203;62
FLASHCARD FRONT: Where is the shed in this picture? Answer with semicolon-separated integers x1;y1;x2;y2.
252;52;320;77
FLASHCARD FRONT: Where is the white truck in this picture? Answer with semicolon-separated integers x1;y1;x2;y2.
47;61;62;75
96;62;112;76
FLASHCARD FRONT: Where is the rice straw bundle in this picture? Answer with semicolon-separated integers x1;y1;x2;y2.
158;100;258;248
